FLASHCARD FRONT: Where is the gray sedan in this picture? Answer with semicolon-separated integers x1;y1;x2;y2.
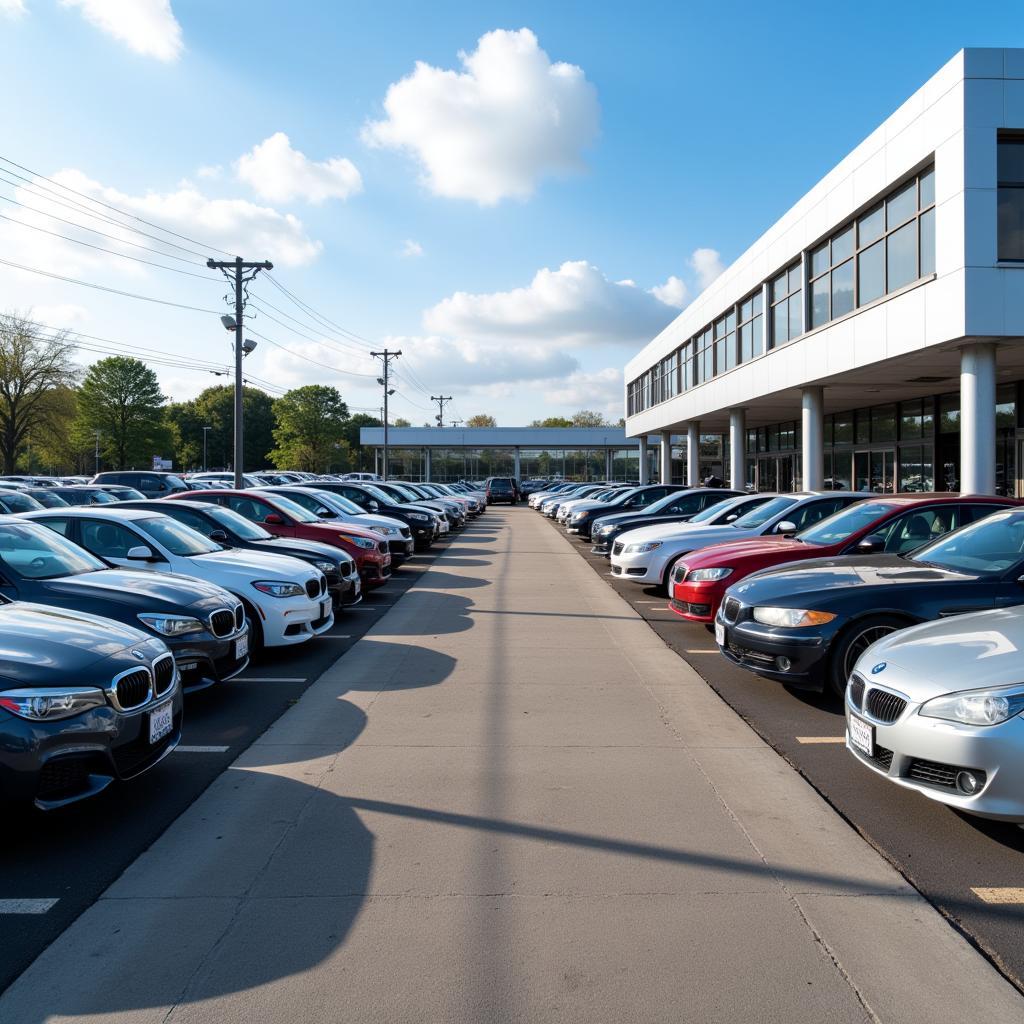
846;606;1024;821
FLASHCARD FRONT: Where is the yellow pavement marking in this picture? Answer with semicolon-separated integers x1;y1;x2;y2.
796;736;846;744
972;888;1024;904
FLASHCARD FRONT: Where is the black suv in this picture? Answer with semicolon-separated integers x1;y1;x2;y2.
91;471;191;498
486;477;518;505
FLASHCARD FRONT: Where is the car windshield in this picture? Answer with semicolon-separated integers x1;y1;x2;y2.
206;506;272;541
277;489;340;518
0;492;43;512
109;487;146;500
28;491;70;508
163;475;188;488
321;492;364;514
795;501;893;545
607;488;640;506
81;489;118;504
688;496;746;523
260;493;320;524
360;484;394;504
135;516;221;556
645;491;691;514
0;522;105;579
732;496;799;529
910;510;1024;575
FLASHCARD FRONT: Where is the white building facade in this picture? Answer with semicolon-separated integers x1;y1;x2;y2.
625;49;1024;496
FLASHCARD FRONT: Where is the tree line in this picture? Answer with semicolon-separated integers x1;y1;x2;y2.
0;313;381;475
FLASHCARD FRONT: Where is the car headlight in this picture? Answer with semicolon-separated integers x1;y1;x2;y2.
572;511;589;521
376;526;399;536
919;687;1024;727
315;560;336;573
341;535;376;549
137;613;205;637
685;567;733;583
625;541;661;553
752;607;837;628
408;513;429;522
252;580;305;597
0;687;106;721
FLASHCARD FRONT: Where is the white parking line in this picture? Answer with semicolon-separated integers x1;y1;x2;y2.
234;677;306;683
175;745;230;753
796;737;846;744
0;899;58;914
972;887;1024;904
321;634;353;639
684;649;719;654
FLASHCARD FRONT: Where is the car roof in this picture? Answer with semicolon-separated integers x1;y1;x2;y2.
20;507;162;522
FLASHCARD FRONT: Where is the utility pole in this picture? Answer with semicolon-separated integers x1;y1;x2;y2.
371;348;401;480
207;256;272;488
202;426;212;472
431;394;452;428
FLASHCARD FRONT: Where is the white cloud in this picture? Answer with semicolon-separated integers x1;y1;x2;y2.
423;260;677;347
235;132;362;204
363;28;599;205
0;168;323;275
400;239;423;258
399;334;578;387
60;0;183;62
0;0;26;18
689;247;725;290
650;274;688;309
32;303;90;328
543;367;623;416
197;164;223;180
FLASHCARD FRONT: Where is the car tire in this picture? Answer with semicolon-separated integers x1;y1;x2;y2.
827;615;908;697
240;598;265;653
660;557;685;595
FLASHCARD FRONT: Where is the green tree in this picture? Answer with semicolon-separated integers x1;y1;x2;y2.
271;384;349;472
570;409;610;427
166;385;276;471
77;356;169;469
393;417;411;428
465;413;497;428
529;416;573;428
339;413;381;472
0;312;78;473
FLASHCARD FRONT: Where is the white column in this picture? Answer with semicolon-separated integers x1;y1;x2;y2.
728;409;746;489
961;343;997;494
638;437;649;484
513;446;521;481
423;447;432;482
686;422;700;486
801;387;824;491
659;431;672;485
605;449;613;481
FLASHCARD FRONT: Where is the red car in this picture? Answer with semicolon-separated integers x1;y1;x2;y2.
166;489;393;589
669;494;1019;624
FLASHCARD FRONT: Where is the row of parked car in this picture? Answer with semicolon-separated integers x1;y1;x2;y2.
0;472;488;809
532;478;1024;825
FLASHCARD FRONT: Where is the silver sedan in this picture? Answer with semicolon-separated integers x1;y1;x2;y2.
845;606;1024;822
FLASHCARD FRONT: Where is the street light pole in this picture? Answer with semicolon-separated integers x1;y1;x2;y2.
202;426;212;472
371;349;401;480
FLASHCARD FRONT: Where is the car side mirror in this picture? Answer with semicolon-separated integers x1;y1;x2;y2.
264;513;285;525
209;530;229;543
126;545;156;561
725;514;738;522
367;500;379;512
857;534;886;553
775;520;797;534
316;509;337;518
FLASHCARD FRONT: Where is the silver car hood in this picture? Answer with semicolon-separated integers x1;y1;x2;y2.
852;607;1024;701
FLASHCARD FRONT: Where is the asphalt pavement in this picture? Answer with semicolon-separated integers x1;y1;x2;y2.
556;513;1024;996
0;537;447;996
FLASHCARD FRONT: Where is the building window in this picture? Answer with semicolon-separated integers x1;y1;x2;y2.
680;340;692;392
770;262;802;347
998;134;1024;261
738;291;764;363
694;327;714;385
809;223;855;328
714;310;737;374
661;352;678;401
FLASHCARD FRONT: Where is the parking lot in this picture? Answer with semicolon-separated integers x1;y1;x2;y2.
550;511;1024;995
0;540;443;995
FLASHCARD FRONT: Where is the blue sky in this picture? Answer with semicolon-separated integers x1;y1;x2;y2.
0;1;1020;425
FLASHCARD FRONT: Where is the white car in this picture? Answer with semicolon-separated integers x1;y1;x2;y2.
609;492;871;590
187;472;262;487
22;508;333;650
846;606;1024;822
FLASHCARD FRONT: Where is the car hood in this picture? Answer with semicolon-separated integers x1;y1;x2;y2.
729;554;973;606
39;568;231;616
596;511;693;531
255;536;354;565
852;607;1024;701
0;601;165;685
194;547;319;580
622;521;759;547
680;537;822;569
566;499;622;515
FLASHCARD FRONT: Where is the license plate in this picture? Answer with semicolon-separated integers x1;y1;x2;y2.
235;632;249;660
849;713;874;758
714;621;726;647
353;575;361;594
148;701;173;744
384;554;392;566
321;599;330;619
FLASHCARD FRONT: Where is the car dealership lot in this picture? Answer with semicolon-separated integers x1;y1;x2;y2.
0;544;439;995
553;513;1024;996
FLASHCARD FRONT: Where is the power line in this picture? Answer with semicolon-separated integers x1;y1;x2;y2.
248;293;370;359
263;272;372;345
245;328;379;379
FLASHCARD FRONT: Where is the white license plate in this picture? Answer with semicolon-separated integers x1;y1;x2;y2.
384;554;392;567
353;575;361;594
849;713;874;758
714;621;726;647
321;599;330;619
235;632;249;660
148;701;173;744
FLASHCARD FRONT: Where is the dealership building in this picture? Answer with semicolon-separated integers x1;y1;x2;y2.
625;48;1024;496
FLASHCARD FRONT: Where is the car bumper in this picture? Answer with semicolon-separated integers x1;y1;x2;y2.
0;684;183;809
171;626;250;693
261;595;335;646
845;693;1024;822
388;538;415;561
713;612;830;689
608;551;665;582
669;581;729;623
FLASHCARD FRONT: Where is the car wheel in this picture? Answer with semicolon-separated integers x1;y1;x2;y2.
240;599;265;653
660;557;684;595
828;615;907;697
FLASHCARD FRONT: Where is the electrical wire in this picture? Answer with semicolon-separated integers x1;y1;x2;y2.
244;328;379;379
